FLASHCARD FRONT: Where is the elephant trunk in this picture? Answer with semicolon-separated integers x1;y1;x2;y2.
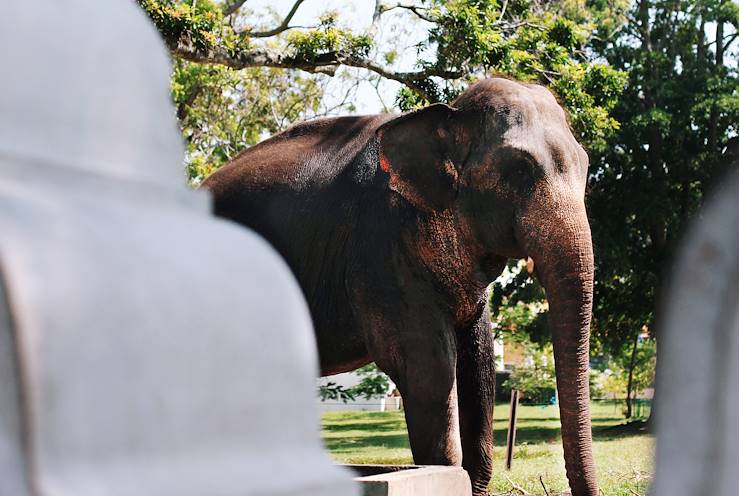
519;194;598;496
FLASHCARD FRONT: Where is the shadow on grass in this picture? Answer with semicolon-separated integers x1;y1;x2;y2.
322;419;405;434
593;419;651;440
494;415;563;422
493;416;624;426
323;432;411;452
494;420;650;445
493;425;560;445
322;411;650;456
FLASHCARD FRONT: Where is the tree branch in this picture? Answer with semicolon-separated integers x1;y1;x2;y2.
165;36;461;102
380;3;434;22
370;0;384;36
722;32;738;53
702;31;739;50
222;0;248;17
244;0;307;38
496;20;547;31
177;83;203;121
498;0;509;22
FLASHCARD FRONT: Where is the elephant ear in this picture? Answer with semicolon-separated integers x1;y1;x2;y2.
376;103;472;212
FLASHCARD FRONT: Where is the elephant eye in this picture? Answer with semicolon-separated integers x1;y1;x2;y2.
500;155;538;191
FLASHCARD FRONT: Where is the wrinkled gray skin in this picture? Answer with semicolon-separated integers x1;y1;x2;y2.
204;78;597;495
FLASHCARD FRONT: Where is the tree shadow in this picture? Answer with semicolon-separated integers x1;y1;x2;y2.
494;416;647;445
322;412;650;456
494;425;561;445
322;419;405;434
592;419;651;441
494;416;563;423
322;432;411;453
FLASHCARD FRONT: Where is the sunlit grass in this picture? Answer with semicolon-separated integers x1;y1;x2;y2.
321;401;653;495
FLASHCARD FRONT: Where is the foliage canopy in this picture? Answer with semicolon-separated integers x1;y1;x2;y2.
139;0;629;176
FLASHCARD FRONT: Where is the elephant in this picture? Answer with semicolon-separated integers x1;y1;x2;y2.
202;77;597;496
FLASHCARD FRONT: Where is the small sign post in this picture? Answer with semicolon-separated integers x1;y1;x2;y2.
505;389;521;470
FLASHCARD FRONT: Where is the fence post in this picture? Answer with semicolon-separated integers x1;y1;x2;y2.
505;389;520;470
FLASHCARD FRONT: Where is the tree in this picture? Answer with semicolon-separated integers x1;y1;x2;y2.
174;62;333;184
318;363;392;402
138;0;627;160
503;342;557;404
596;337;656;418
352;363;393;399
489;259;548;344
586;0;738;412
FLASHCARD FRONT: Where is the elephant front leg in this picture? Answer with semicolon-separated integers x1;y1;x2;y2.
456;308;496;496
389;329;463;468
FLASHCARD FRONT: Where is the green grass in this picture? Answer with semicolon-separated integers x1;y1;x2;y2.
321;401;653;496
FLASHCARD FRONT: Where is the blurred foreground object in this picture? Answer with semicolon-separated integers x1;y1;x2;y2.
0;1;357;495
652;165;738;496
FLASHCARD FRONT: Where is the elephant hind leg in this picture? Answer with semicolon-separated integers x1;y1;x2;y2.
456;309;496;496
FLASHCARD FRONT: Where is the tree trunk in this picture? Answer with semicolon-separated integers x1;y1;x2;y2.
637;0;665;426
696;17;706;62
625;331;639;419
645;337;658;428
708;20;724;149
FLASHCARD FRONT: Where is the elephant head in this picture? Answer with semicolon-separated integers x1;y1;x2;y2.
377;78;597;495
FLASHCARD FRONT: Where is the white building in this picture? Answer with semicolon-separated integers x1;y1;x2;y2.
317;371;402;413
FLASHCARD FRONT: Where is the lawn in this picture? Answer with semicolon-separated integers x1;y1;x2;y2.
321;401;653;496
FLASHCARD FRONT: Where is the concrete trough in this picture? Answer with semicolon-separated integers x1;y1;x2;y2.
345;465;472;496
